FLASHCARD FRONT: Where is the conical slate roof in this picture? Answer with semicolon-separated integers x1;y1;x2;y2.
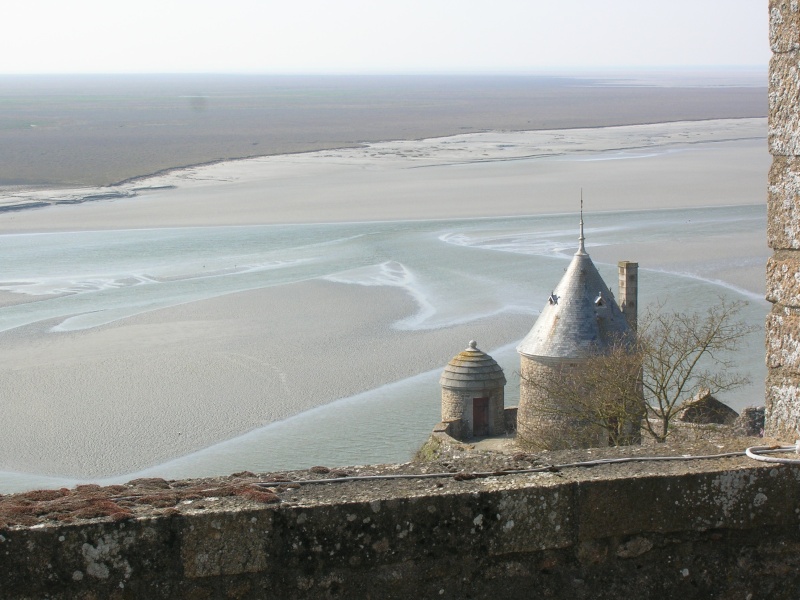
517;220;632;360
440;341;506;391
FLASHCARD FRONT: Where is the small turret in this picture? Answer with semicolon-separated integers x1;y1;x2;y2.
440;341;506;440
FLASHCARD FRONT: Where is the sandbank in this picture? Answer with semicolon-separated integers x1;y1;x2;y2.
0;74;765;188
0;280;532;478
0;119;767;233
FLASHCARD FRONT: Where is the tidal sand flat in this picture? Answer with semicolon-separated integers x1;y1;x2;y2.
0;73;766;189
0;280;532;478
0;118;767;230
0;118;770;492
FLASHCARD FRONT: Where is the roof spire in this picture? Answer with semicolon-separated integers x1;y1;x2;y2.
578;189;586;255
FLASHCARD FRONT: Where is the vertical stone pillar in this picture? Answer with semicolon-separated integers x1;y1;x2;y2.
618;261;638;332
766;1;800;440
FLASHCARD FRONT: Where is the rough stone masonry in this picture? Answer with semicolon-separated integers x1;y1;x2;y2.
767;0;800;440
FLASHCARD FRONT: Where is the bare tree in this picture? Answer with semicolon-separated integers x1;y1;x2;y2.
640;299;755;442
519;299;755;448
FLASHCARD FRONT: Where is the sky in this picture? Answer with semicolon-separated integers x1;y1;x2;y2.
1;0;769;74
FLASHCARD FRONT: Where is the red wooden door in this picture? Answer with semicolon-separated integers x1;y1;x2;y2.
473;397;489;437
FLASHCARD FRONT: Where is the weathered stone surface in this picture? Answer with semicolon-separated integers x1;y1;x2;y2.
768;0;800;443
3;453;800;599
765;372;800;439
769;156;800;248
769;52;800;156
517;358;607;450
770;0;800;53
766;253;800;306
766;306;800;371
1;519;180;599
181;509;272;578
734;406;767;436
578;467;795;542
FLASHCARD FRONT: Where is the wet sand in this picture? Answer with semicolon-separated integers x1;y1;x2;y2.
0;281;532;477
0;119;767;232
0;74;765;188
0;117;770;483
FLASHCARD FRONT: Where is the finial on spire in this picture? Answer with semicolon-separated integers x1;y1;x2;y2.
578;189;586;254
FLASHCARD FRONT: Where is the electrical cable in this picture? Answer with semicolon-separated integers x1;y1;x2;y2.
745;442;800;464
253;445;800;488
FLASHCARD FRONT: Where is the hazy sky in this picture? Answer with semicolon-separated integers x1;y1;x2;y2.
2;0;769;74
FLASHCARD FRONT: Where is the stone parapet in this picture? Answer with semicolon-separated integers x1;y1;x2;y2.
2;454;800;599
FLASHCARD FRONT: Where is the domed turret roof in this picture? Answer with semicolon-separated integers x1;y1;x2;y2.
517;214;632;360
440;341;506;391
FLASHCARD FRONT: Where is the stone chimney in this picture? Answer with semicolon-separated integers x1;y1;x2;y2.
618;261;638;332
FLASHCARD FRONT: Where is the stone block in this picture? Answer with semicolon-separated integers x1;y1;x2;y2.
765;371;800;439
769;52;800;156
766;307;800;372
770;0;800;53
766;253;800;306
768;156;800;248
577;468;798;541
485;482;574;556
180;509;273;578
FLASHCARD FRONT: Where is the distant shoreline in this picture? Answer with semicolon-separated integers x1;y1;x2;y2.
0;114;767;196
109;115;767;188
0;73;766;188
0;118;766;233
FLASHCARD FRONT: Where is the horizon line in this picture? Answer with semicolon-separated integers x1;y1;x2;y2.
0;65;769;78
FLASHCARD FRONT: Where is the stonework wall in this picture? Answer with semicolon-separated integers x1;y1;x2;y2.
441;387;467;424
489;388;505;435
3;457;800;599
517;357;606;449
767;0;800;440
441;387;505;439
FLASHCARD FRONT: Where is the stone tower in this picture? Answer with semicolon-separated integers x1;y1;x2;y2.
440;341;506;440
516;213;637;449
